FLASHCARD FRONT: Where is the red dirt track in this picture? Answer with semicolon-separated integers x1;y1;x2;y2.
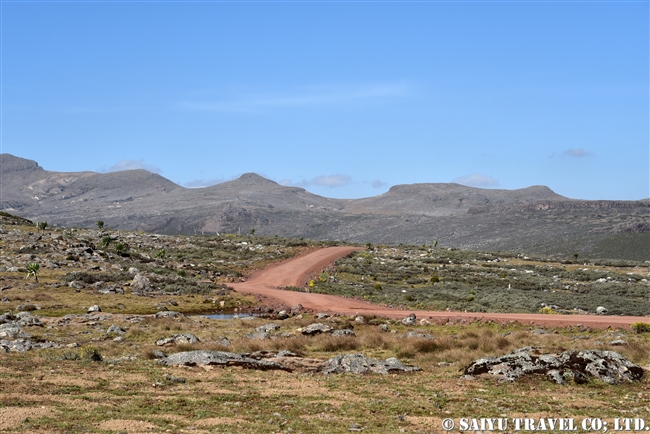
232;247;649;330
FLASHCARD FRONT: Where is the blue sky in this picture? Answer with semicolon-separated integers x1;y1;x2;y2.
2;1;648;200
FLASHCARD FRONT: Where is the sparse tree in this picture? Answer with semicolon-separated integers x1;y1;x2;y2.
26;262;40;281
101;236;112;248
96;220;104;230
250;229;255;236
573;253;579;262
433;240;438;248
37;221;48;233
114;243;126;255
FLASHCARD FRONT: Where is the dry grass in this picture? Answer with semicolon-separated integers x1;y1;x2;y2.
0;313;649;433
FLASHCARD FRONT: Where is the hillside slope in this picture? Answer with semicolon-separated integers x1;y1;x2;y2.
1;154;648;259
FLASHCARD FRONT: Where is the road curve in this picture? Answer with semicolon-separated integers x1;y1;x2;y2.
231;246;649;330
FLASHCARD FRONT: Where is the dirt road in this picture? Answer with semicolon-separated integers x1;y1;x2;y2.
232;246;649;329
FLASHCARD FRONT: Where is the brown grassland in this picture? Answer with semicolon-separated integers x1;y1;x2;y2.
0;222;649;433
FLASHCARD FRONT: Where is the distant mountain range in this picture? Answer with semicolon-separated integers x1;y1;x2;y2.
1;153;648;260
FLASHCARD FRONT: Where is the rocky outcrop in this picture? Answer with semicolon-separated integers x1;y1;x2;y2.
321;354;421;375
155;333;199;346
464;347;644;385
160;350;290;371
161;350;420;375
300;323;333;335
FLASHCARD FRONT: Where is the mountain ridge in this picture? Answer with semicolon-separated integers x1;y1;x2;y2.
1;154;648;260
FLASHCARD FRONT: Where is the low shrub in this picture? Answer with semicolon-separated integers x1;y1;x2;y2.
631;322;650;334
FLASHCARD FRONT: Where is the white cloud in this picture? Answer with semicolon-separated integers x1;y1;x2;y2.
180;82;409;113
452;174;500;188
562;148;592;158
371;180;387;188
311;174;352;188
279;174;353;189
549;148;594;159
105;159;161;174
184;178;225;188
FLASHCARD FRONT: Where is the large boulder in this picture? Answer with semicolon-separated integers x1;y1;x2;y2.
131;274;152;294
321;354;421;375
464;347;644;385
160;350;289;371
300;323;333;335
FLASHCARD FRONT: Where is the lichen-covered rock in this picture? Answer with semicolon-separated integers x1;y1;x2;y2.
401;313;416;326
256;323;280;333
154;311;183;319
156;333;200;346
15;312;43;327
332;329;356;337
131;274;152;294
300;323;333;335
402;331;434;339
321;354;421;375
0;324;31;339
464;348;644;385
107;325;126;335
160;350;290;371
0;338;60;352
245;331;270;340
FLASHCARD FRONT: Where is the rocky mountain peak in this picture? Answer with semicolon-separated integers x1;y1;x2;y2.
234;173;278;185
0;154;43;173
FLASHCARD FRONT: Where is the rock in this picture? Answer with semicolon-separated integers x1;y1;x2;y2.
156;333;199;346
131;274;152;294
290;304;304;315
15;312;43;327
379;324;389;332
106;325;126;335
160;350;290;371
596;306;608;315
354;316;365;324
276;310;289;320
256;323;280;333
300;323;333;335
419;319;431;326
315;313;330;319
68;280;84;289
464;348;644;385
0;313;16;324
151;350;166;359
0;324;31;339
277;332;295;338
402;331;434;339
128;267;139;274
87;305;102;313
332;329;356;337
154;311;183;319
531;329;548;335
609;339;627;346
164;374;186;383
277;350;298;357
214;337;231;347
321;354;421;375
401;313;416;326
97;286;124;294
0;338;59;352
246;331;270;340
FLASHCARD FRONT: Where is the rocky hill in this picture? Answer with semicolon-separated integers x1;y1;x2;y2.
1;154;648;260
